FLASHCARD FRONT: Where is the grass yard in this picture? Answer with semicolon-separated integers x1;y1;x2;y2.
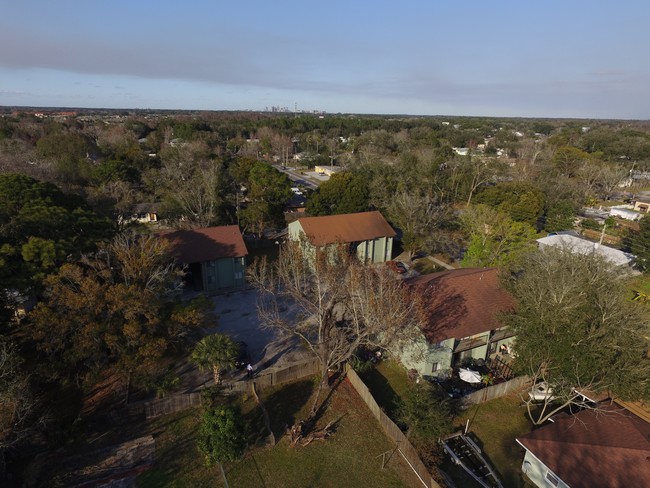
358;359;411;419
138;376;422;488
357;360;537;487
455;392;533;488
137;408;216;487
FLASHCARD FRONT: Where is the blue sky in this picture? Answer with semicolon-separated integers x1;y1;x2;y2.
1;1;649;119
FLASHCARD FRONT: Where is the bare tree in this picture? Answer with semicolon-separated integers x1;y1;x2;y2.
158;150;225;228
387;190;453;259
0;340;44;473
464;156;507;206
249;240;424;427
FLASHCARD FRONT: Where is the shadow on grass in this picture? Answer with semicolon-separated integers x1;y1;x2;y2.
242;401;268;446
263;379;314;438
358;367;400;419
465;432;510;487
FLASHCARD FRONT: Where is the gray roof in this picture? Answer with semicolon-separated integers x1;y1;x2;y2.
536;234;634;267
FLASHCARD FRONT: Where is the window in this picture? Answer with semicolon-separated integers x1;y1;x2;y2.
431;362;440;373
545;470;559;487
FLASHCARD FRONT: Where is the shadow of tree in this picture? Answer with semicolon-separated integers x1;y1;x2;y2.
262;379;314;438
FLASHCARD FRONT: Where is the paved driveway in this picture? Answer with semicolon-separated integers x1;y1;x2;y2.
212;289;314;371
209;289;275;362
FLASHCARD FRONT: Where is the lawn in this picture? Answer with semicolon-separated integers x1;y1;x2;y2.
138;377;422;488
358;359;411;418
137;408;216;488
455;392;534;488
359;360;535;488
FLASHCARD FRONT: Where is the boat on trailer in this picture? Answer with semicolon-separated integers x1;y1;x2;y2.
442;432;504;488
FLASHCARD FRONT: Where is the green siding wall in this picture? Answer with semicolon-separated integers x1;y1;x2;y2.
400;337;454;378
289;221;393;264
201;257;246;293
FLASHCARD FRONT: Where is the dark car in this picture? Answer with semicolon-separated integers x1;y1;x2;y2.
235;341;249;369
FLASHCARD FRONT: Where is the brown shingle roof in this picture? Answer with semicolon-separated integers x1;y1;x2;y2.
517;403;650;488
161;225;248;264
407;268;515;343
295;211;396;246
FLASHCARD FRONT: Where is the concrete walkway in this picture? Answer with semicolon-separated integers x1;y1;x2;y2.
427;255;456;270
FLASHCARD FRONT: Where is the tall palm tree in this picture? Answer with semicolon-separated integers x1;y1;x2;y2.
191;334;239;385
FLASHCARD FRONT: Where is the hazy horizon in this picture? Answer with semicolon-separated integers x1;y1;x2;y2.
2;1;649;120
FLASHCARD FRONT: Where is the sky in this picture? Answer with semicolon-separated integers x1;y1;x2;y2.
1;1;649;119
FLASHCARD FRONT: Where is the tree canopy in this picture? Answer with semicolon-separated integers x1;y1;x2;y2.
239;161;292;235
626;216;650;273
504;248;650;424
306;172;370;216
0;173;114;291
249;240;424;419
460;204;537;268
191;334;239;385
28;233;206;390
473;181;545;226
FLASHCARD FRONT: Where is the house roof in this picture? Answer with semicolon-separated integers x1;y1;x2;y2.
161;225;248;264
132;202;161;214
294;211;396;246
517;403;650;488
536;234;634;267
407;268;516;343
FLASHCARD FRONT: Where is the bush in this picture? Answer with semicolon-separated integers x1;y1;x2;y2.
580;218;601;230
197;404;247;465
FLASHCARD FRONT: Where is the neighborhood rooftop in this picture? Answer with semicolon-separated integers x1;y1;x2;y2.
294;211;396;246
516;402;650;488
536;234;635;267
407;268;516;343
161;225;248;263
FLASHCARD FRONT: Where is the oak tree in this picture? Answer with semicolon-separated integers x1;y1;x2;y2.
504;248;650;424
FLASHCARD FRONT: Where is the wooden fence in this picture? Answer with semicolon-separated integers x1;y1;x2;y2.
254;357;321;389
143;357;321;418
460;375;530;408
144;392;201;418
345;365;442;488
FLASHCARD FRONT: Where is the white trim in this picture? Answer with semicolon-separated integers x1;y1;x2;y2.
517;443;567;487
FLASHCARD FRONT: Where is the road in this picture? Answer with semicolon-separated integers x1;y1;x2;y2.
273;165;322;189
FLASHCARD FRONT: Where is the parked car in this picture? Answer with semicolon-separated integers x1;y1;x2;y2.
235;341;249;369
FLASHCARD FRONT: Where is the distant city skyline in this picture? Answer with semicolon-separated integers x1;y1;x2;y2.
1;1;649;120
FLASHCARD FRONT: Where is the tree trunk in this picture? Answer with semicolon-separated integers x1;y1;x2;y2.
212;365;221;385
309;365;330;417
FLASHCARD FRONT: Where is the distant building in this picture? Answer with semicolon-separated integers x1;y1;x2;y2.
632;197;650;213
609;205;642;221
126;203;161;224
314;165;343;176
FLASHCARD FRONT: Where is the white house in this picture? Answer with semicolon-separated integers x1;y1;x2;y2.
609;205;642;221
